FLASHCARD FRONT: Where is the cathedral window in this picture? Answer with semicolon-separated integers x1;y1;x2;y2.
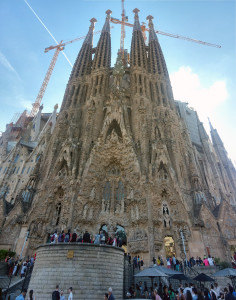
163;203;169;215
103;181;111;202
150;82;154;102
163;97;167;107
155;83;159;96
70;85;75;98
158;162;168;180
116;180;124;203
161;83;165;95
56;202;62;226
144;77;148;96
76;85;81;98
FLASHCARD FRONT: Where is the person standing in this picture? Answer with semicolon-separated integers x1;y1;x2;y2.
16;288;27;300
163;286;170;300
166;258;171;269
172;255;177;270
178;288;185;300
225;286;236;300
192;288;198;300
94;233;101;244
83;231;91;243
68;287;73;300
64;230;71;243
108;287;115;300
71;230;77;243
52;285;60;300
104;293;109;300
203;256;209;266
60;290;65;300
28;290;36;300
208;255;214;266
137;256;141;270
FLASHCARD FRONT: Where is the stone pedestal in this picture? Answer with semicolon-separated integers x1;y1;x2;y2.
28;243;124;300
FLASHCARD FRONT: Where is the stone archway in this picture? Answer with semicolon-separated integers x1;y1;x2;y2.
115;225;127;248
164;236;176;258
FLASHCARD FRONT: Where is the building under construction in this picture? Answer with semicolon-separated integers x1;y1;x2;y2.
0;8;235;268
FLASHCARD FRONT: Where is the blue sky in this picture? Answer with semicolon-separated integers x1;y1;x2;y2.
0;0;235;162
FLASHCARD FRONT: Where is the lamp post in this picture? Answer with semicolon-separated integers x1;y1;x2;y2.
20;229;30;259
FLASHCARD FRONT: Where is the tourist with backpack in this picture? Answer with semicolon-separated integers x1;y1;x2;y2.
52;285;60;300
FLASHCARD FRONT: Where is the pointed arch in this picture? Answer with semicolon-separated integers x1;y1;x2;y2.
106;119;122;141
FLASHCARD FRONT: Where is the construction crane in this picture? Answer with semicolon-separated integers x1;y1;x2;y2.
30;29;103;117
111;1;221;62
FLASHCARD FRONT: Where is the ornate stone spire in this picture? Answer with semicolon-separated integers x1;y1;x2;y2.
147;15;168;77
133;8;142;31
130;8;148;69
60;18;96;110
92;10;112;69
208;117;214;132
71;18;97;78
209;119;224;147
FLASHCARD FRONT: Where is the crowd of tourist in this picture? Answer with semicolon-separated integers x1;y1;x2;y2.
49;229;125;247
149;254;218;271
5;254;35;278
127;282;236;300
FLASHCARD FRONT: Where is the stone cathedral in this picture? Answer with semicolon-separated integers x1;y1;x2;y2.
0;9;236;264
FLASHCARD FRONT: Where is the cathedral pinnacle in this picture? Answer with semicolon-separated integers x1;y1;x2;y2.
146;15;154;24
132;8;142;32
101;10;112;33
146;15;158;42
208;117;214;131
106;9;112;17
89;18;97;30
133;8;140;18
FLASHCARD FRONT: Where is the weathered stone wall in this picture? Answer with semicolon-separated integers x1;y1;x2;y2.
28;243;124;300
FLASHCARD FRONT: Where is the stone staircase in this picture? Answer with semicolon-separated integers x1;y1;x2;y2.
0;267;33;299
0;262;8;276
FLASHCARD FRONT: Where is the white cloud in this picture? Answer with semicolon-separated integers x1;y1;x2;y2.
0;50;21;80
170;66;228;122
170;66;236;165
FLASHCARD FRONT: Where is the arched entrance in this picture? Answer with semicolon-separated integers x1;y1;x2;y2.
115;225;127;248
164;236;176;258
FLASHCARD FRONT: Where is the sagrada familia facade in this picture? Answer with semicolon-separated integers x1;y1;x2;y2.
0;9;236;264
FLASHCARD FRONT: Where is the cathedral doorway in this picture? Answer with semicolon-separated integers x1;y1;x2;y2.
100;224;109;242
164;236;176;258
115;225;127;249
